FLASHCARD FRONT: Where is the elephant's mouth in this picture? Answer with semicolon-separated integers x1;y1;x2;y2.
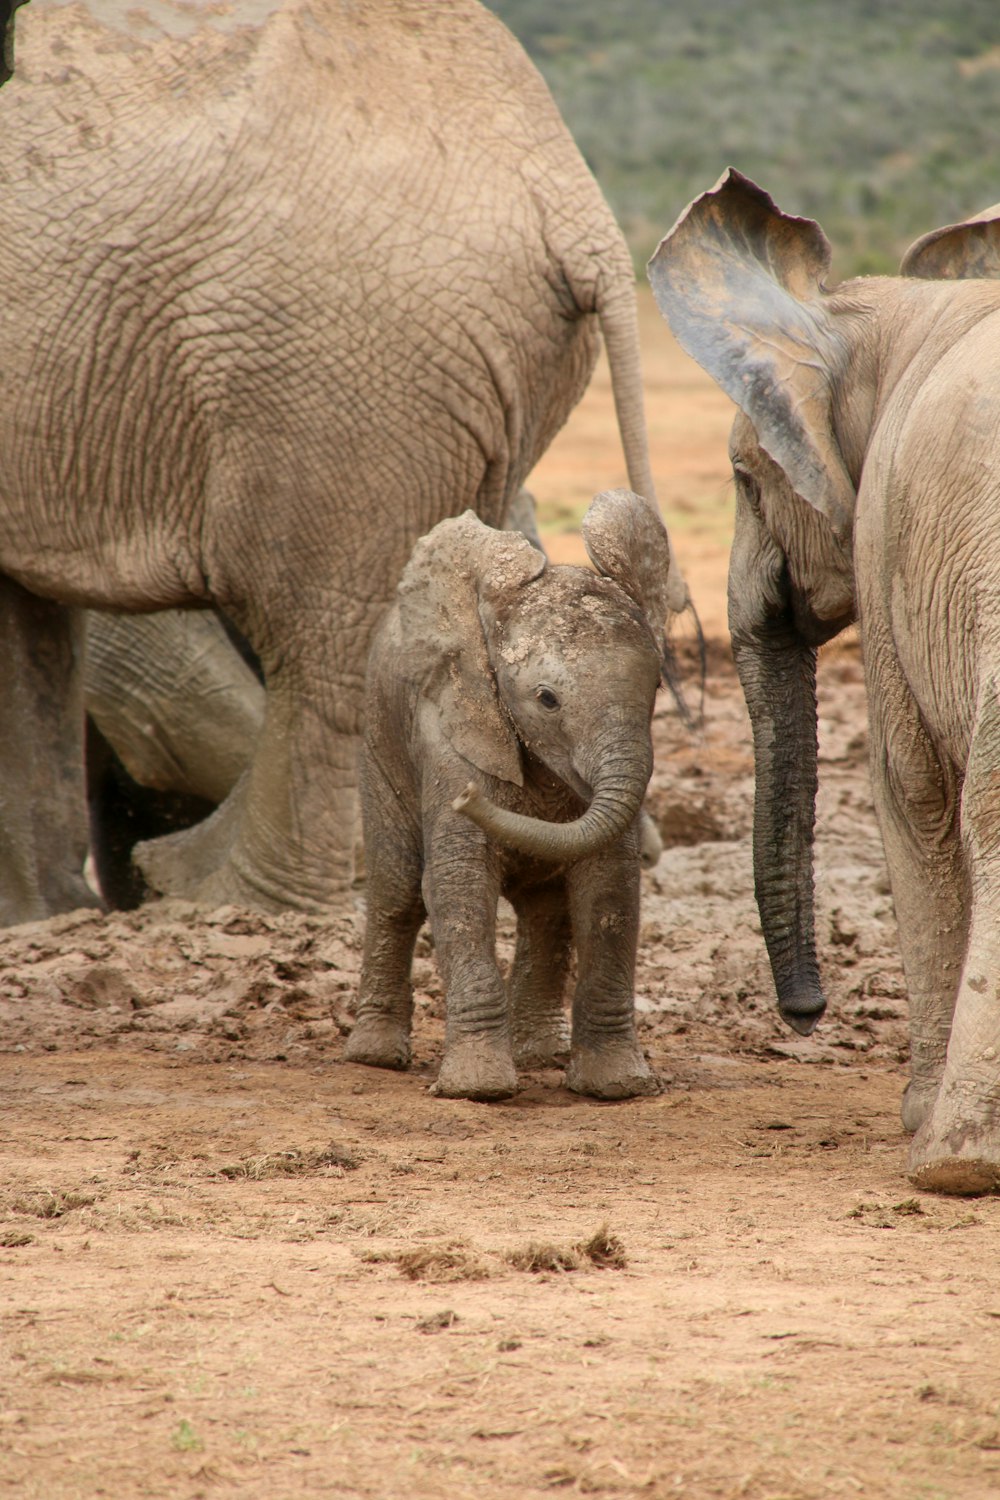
519;743;592;805
565;766;593;803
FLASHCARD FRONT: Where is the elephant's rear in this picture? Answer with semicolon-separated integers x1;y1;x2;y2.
0;0;615;615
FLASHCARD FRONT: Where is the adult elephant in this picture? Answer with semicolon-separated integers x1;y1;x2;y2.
0;0;686;924
649;170;1000;1194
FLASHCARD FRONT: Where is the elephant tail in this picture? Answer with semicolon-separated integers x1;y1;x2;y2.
574;246;688;616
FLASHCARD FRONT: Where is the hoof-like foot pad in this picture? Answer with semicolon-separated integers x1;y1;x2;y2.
344;1015;412;1071
431;1036;518;1102
909;1155;1000;1196
564;1043;659;1100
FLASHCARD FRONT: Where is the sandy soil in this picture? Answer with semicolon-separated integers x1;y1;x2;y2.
4;299;1000;1500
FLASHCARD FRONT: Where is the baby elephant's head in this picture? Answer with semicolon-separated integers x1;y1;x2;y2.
398;490;676;862
486;565;661;804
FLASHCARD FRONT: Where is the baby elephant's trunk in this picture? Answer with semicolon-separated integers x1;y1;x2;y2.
453;742;652;863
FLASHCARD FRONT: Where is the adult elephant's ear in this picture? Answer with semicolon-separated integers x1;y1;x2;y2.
647;168;854;541
397;512;545;787
580;488;673;645
901;204;1000;280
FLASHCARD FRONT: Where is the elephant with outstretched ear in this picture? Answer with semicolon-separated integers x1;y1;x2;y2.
0;0;686;926
648;169;1000;1194
344;490;670;1103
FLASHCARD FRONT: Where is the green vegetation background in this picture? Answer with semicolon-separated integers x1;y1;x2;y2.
488;0;1000;280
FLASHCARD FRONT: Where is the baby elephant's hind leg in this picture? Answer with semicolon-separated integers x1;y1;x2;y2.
509;881;572;1067
565;833;658;1099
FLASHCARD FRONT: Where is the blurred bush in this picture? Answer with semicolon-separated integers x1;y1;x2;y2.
488;0;1000;280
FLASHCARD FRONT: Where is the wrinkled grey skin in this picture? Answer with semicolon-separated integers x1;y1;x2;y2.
86;612;264;808
494;491;664;868
344;491;668;1103
82;609;265;909
649;169;1000;1194
0;0;685;925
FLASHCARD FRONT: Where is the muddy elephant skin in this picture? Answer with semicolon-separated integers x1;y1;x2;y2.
344;492;671;1103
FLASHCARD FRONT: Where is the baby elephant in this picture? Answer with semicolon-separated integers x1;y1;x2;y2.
344;489;670;1102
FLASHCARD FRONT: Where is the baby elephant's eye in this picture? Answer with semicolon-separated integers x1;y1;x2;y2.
535;686;560;710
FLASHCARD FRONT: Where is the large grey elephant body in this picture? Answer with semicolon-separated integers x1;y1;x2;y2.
345;491;668;1103
0;0;684;924
649;171;1000;1193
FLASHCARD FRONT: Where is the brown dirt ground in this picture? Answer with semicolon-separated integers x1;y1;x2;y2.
4;295;1000;1500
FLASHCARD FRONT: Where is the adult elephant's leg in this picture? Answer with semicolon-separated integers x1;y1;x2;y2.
87;610;264;907
423;817;517;1101
865;630;966;1135
344;762;425;1071
0;576;98;924
909;687;1000;1194
564;832;658;1099
132;522;377;912
85;610;264;804
136;660;362;912
85;717;215;911
508;881;572;1067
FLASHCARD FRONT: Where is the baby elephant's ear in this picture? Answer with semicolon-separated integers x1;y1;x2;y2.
397;511;545;787
581;489;673;644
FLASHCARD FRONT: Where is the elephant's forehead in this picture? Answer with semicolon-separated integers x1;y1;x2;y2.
499;574;652;663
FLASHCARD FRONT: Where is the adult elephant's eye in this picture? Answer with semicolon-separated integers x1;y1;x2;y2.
535;686;560;710
733;462;762;515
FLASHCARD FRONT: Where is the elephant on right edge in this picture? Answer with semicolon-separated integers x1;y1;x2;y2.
649;169;1000;1194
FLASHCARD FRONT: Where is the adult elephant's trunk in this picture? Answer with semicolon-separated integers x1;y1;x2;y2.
453;742;652;864
734;625;826;1034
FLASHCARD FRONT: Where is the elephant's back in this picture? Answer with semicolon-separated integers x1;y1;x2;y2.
0;0;608;596
5;1;271;120
5;1;583;168
1;0;607;316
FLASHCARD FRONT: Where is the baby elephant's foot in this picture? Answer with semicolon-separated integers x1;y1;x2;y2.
565;1040;659;1100
514;1020;571;1070
431;1035;518;1102
344;1012;412;1071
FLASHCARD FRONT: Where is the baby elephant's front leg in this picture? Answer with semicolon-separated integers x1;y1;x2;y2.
424;821;518;1102
565;835;658;1099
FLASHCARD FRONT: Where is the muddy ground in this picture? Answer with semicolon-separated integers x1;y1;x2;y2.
3;301;1000;1500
